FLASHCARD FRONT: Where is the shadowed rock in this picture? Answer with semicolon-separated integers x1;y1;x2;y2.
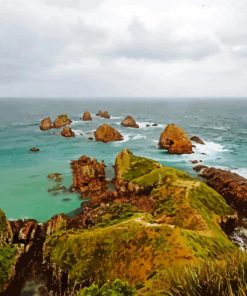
190;136;205;145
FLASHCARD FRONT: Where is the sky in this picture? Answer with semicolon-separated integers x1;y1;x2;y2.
0;0;247;98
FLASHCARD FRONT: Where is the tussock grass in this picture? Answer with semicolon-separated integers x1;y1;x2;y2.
166;252;247;296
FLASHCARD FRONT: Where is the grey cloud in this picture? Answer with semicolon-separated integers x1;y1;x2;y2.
43;0;104;9
109;18;220;61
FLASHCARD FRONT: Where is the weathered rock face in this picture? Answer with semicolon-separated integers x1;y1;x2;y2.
121;116;139;128
190;136;205;145
82;111;92;121
71;155;107;198
96;110;110;119
61;127;75;138
94;124;123;143
53;114;72;129
197;166;247;215
159;124;193;154
40;117;53;131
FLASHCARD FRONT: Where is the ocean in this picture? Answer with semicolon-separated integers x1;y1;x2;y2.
0;98;247;222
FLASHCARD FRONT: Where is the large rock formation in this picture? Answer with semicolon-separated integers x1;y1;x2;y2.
53;114;72;128
61;127;75;138
71;155;106;198
121;115;139;128
94;124;123;142
82;111;92;121
196;166;247;215
159;124;193;154
96;111;110;119
40;117;53;131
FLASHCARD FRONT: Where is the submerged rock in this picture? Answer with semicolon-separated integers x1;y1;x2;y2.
47;173;63;182
198;167;247;215
159;124;193;154
190;136;205;145
53;114;72;129
40;117;53;131
121;115;139;128
30;147;40;152
82;111;92;121
61;127;75;138
94;124;123;143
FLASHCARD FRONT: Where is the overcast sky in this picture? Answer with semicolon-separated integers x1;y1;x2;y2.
0;0;247;98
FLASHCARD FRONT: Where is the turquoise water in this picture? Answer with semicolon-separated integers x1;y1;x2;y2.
0;98;247;221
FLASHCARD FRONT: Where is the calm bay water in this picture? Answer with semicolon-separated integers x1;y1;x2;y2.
0;98;247;221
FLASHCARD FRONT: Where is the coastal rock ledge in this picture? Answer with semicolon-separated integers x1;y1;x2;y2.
159;124;193;154
196;166;247;215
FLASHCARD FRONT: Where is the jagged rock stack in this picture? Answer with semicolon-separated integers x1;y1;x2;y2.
121;115;139;128
94;124;123;142
159;124;193;154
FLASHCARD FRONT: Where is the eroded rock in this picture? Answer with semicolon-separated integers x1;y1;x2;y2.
121;116;139;128
53;114;72;129
61;127;75;138
82;111;92;121
159;124;193;154
40;117;53;131
94;124;123;143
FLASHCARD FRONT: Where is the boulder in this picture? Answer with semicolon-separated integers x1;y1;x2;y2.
190;136;205;145
82;111;92;121
159;124;193;154
121;116;139;128
96;111;110;119
53;114;72;128
61;127;75;138
94;124;123;143
40;117;53;131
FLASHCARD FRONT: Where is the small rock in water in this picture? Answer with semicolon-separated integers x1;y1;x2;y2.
88;137;94;141
152;123;158;127
146;124;150;127
63;198;71;202
47;173;63;182
190;160;199;164
30;147;40;152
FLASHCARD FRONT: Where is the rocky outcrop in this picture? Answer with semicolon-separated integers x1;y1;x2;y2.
159;124;193;154
96;111;110;119
121;116;139;128
61;127;75;138
190;136;205;145
53;114;72;129
196;166;247;215
94;124;123;143
71;155;106;198
82;111;92;121
40;117;53;131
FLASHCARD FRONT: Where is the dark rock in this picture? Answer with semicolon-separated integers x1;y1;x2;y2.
190;136;205;145
30;147;40;152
